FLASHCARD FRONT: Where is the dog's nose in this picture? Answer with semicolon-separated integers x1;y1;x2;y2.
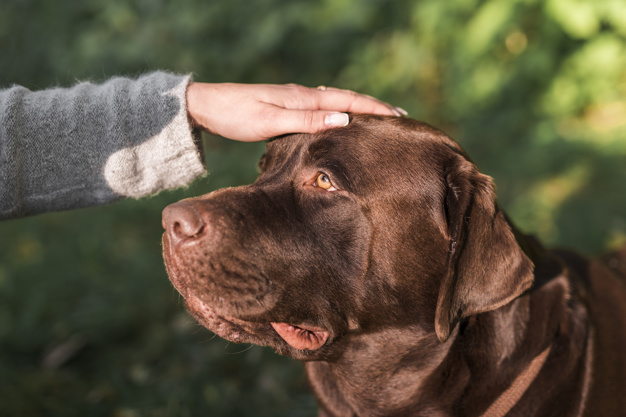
162;201;205;241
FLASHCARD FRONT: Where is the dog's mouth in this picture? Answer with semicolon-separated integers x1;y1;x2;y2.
187;297;330;352
163;234;331;353
181;282;330;353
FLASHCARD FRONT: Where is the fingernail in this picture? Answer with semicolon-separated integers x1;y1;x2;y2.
325;112;349;127
395;107;408;116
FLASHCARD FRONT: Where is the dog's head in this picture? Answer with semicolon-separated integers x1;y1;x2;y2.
162;115;534;361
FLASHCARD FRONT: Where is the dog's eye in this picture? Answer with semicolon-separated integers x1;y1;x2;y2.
314;173;336;191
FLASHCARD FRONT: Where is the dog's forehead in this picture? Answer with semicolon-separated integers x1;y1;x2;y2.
265;115;461;175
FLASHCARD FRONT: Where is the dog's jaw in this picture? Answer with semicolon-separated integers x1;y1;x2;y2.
184;292;332;355
163;232;333;356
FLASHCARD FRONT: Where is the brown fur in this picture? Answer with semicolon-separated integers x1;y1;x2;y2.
162;115;626;416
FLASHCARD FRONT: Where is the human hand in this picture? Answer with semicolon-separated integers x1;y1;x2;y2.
186;82;406;142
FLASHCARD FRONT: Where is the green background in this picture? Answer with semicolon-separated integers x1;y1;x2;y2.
1;0;625;415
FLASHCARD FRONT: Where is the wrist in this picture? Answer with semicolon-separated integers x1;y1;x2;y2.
186;82;206;130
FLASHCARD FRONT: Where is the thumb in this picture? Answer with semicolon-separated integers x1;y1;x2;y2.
275;109;350;135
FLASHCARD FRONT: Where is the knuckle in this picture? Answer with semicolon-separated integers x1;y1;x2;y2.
286;83;307;92
302;111;317;131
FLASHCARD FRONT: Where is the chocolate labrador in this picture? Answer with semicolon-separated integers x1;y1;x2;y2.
161;115;626;416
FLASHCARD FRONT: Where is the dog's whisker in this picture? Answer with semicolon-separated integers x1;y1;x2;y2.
224;344;255;355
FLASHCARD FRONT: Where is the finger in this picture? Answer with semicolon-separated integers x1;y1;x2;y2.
267;108;350;136
312;86;406;117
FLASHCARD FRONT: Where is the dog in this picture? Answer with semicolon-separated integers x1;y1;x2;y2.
161;115;626;416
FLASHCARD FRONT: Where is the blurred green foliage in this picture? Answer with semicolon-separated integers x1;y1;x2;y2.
0;0;625;415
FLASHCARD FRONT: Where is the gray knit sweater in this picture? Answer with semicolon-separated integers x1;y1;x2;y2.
0;72;206;220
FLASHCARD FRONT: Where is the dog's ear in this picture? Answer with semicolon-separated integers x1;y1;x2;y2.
434;155;534;343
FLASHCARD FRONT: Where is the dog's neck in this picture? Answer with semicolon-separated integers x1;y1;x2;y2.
306;245;593;417
307;326;468;416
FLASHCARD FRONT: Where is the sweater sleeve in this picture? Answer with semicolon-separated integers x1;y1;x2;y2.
0;72;207;220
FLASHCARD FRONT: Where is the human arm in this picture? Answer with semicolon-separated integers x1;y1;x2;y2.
0;72;204;220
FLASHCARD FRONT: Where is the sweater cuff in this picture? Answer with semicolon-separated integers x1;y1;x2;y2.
103;74;207;198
